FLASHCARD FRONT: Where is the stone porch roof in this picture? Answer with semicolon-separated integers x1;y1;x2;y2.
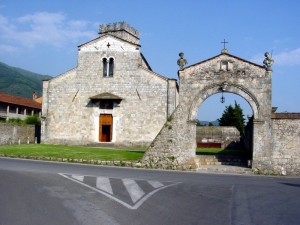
89;92;123;100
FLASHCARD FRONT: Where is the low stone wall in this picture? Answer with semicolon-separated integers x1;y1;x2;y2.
196;126;240;142
253;114;300;175
0;124;36;145
196;126;240;149
270;114;300;175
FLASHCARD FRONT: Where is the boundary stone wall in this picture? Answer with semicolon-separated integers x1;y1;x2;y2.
271;115;300;175
196;126;240;149
253;113;300;175
0;124;36;145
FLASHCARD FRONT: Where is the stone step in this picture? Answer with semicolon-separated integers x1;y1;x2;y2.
197;165;253;175
196;155;251;167
84;142;119;149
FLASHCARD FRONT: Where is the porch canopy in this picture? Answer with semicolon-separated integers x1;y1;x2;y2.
89;92;123;101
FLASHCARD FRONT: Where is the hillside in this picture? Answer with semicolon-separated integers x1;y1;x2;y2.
199;120;219;126
0;62;52;98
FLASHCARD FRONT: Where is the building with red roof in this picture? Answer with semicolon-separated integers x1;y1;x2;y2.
0;92;42;121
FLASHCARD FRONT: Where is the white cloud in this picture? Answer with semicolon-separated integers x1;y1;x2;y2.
0;44;19;54
251;48;300;66
273;48;300;66
0;12;96;51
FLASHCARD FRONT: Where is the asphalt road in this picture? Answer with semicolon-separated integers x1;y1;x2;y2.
0;157;300;225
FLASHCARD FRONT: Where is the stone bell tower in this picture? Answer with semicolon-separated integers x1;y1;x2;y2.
99;22;140;45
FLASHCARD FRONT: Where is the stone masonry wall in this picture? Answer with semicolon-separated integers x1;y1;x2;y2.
142;105;197;170
0;123;36;145
196;126;240;147
42;29;177;146
250;114;300;175
270;117;300;175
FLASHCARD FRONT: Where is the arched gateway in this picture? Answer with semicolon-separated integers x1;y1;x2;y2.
143;50;273;170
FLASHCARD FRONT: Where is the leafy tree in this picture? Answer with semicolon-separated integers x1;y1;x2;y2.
233;101;245;134
218;101;245;133
196;120;204;126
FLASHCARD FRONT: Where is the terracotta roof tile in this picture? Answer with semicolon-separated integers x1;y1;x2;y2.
271;113;300;119
0;92;42;109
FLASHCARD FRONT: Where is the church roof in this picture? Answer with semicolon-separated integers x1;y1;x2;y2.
182;52;265;71
89;92;123;100
78;33;141;49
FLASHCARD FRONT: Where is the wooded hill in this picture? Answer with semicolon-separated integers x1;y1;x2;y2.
0;61;51;98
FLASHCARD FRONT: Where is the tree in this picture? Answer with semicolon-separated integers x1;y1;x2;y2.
218;101;245;133
233;101;245;134
196;119;204;126
208;122;214;126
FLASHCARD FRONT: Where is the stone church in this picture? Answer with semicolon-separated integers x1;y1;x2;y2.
41;22;178;146
42;21;300;175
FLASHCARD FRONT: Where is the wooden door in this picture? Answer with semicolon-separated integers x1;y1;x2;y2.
99;114;113;142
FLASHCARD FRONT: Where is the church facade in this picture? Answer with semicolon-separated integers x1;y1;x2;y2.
41;22;178;146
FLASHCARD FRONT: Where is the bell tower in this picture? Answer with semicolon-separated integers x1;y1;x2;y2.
99;22;140;45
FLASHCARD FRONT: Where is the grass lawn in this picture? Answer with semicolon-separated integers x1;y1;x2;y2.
0;144;251;162
196;147;251;156
0;144;145;161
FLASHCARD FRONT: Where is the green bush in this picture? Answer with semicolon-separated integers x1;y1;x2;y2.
2;115;41;125
24;115;41;125
7;118;24;125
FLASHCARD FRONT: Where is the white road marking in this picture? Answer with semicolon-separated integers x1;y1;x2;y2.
148;180;164;188
71;175;84;182
59;173;180;210
122;179;145;203
96;177;113;195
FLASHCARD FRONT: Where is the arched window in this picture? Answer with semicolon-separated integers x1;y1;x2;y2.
102;57;114;77
103;58;108;77
109;58;114;77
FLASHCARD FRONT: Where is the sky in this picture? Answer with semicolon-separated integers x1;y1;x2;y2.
0;0;299;121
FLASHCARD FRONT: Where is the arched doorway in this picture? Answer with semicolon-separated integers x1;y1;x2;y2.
196;92;253;153
143;51;272;170
195;91;256;169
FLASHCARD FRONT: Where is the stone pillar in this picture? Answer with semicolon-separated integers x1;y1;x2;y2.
252;119;273;173
6;105;9;121
41;80;49;143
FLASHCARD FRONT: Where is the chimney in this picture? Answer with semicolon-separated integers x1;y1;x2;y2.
32;91;38;100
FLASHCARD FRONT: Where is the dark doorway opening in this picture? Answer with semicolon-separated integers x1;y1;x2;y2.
101;125;111;142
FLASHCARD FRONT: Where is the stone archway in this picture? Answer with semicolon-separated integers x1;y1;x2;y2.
188;83;260;122
143;52;272;170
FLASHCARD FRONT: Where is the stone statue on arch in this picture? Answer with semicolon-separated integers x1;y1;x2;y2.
177;52;188;69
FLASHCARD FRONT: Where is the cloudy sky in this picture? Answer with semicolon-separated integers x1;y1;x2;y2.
0;0;299;121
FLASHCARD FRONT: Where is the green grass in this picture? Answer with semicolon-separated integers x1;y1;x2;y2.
196;148;250;156
0;144;145;161
0;144;251;162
